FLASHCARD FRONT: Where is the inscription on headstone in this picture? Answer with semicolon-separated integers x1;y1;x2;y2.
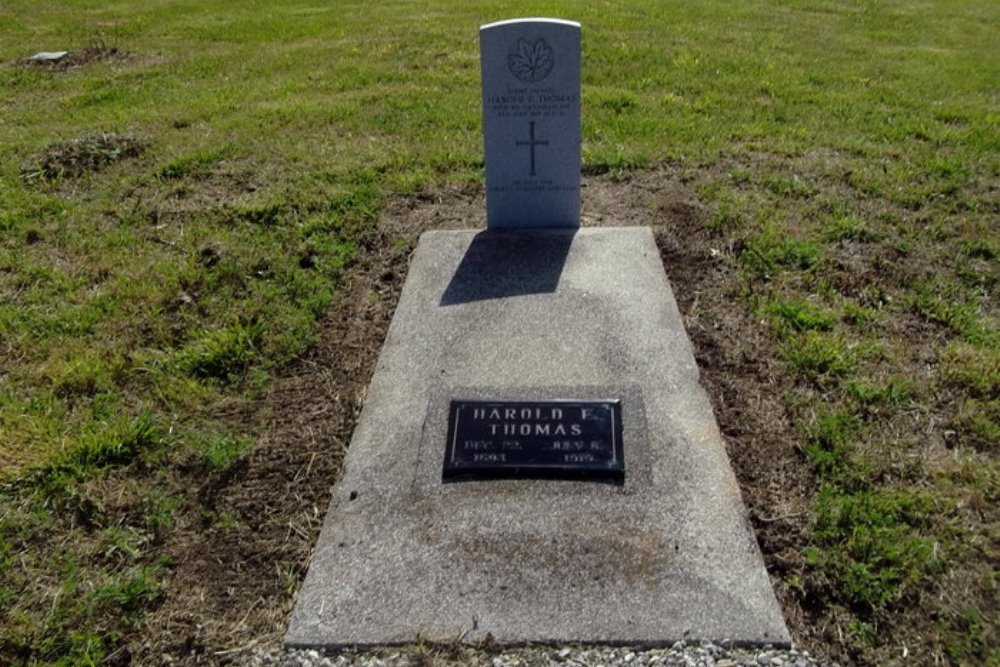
480;18;581;228
443;399;623;482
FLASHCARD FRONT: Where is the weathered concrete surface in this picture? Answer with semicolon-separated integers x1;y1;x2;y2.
286;227;790;648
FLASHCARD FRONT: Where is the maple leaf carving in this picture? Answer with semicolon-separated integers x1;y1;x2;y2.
507;38;554;82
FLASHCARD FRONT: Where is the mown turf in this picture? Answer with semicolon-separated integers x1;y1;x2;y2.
1;0;997;665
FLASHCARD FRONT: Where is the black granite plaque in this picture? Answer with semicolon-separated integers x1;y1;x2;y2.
443;399;624;483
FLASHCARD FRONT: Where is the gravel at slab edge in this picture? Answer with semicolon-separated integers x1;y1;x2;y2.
241;642;839;667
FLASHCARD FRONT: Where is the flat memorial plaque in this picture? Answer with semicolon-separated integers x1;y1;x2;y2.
443;399;623;482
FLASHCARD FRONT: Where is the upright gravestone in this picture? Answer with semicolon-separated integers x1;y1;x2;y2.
286;18;789;650
481;19;580;228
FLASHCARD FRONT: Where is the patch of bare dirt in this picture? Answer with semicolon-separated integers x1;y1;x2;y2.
129;157;269;226
20;46;132;70
21;132;146;181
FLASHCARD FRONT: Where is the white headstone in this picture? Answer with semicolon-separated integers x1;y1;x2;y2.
480;18;581;229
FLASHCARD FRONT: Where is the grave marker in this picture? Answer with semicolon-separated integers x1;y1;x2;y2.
442;399;624;483
286;18;790;650
481;19;580;228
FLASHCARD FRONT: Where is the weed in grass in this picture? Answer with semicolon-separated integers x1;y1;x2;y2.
806;486;943;612
847;620;877;647
940;458;1000;504
941;608;998;665
842;301;878;327
741;228;824;275
784;331;860;384
956;259;998;293
764;298;836;334
906;279;998;348
318;182;382;229
97;526;143;562
199;431;253;473
597;91;638;114
36;564;163;661
857;283;892;311
765;173;814;198
728;168;752;185
962;239;997;261
3;291;120;342
47;485;107;533
141;491;182;543
845;377;913;408
65;412;159;472
705;190;742;233
37;346;126;400
1;180;70;222
3;410;159;503
582;145;648;177
214;513;239;533
940;341;999;399
954;399;999;453
177;323;263;383
825;216;877;243
155;146;234;181
774;239;824;271
22;25;130;72
3;551;92;663
231;200;285;227
2;411;159;502
391;169;431;194
802;408;864;483
93;566;162;624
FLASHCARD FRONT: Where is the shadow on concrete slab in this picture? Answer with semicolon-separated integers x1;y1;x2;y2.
440;229;576;305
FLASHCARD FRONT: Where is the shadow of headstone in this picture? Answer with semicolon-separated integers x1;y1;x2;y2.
440;229;576;305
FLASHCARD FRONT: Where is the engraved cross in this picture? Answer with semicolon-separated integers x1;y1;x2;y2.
515;121;548;177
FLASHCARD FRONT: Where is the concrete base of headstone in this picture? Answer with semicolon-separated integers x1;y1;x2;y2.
286;227;790;649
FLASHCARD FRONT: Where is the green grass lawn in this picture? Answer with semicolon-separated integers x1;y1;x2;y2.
1;1;997;664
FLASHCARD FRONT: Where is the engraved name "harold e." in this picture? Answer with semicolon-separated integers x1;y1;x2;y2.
471;405;604;436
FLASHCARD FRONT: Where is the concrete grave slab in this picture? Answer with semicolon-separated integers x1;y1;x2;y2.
286;227;790;648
